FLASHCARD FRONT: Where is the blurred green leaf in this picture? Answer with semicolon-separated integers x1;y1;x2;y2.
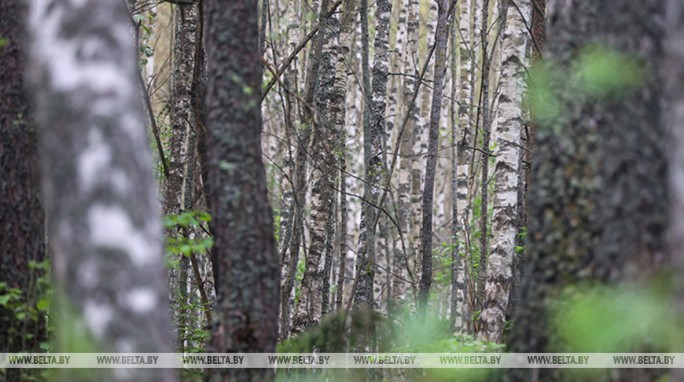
528;62;562;124
553;284;676;352
572;46;646;98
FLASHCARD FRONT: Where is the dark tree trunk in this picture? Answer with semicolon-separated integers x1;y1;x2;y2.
204;1;279;381
507;1;667;381
418;0;451;311
0;3;47;382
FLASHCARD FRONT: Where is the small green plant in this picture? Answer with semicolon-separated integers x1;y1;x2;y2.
164;210;213;357
0;260;52;352
164;210;213;265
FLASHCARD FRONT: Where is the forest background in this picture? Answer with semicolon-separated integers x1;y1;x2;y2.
3;0;684;381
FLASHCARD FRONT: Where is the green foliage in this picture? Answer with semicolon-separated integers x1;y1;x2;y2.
515;227;527;255
133;13;155;66
293;256;306;307
0;36;7;49
572;46;645;98
552;283;679;353
164;210;213;355
272;208;282;246
164;210;213;266
0;260;52;353
528;61;562;124
277;309;501;382
52;290;100;353
529;45;647;125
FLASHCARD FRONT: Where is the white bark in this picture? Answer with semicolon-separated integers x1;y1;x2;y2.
480;0;531;343
26;0;175;380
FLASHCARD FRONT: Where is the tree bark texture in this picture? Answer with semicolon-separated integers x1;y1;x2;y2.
418;0;451;310
25;0;176;380
507;1;667;381
204;1;280;381
0;4;47;381
480;0;532;343
354;0;392;313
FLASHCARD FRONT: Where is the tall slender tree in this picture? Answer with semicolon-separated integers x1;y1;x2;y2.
0;4;47;382
418;0;452;310
480;0;532;343
25;0;176;381
166;1;200;352
291;0;337;334
353;0;392;314
204;1;279;381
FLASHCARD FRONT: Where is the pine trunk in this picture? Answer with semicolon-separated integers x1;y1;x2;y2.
0;3;47;379
204;1;279;381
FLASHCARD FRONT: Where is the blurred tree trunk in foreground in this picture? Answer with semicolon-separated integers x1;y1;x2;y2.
25;0;176;380
508;1;667;381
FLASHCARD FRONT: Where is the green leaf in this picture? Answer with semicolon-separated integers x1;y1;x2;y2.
37;298;50;312
528;62;562;124
197;211;212;222
143;45;154;58
573;46;646;99
0;294;10;306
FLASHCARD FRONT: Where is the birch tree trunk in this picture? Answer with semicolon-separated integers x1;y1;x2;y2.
392;0;419;306
167;1;199;352
25;0;175;380
396;0;420;305
353;0;391;314
165;3;198;217
204;0;279;380
449;4;465;333
456;0;475;331
335;0;355;312
418;0;451;310
291;0;338;334
476;0;492;322
480;0;531;343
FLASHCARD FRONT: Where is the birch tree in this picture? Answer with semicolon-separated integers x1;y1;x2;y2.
291;0;338;334
394;0;420;305
25;0;175;380
418;0;452;310
353;0;392;314
167;1;199;352
480;0;531;343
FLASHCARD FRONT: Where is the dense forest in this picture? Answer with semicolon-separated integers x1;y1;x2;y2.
2;0;684;381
